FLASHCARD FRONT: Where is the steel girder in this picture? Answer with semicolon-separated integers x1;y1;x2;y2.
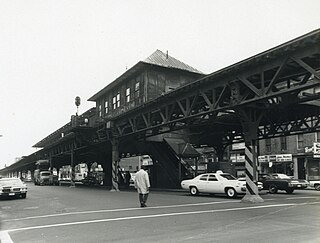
107;31;320;142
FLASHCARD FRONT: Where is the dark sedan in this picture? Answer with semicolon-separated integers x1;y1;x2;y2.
259;173;309;194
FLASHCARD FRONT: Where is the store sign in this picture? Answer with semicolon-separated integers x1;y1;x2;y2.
258;154;292;163
230;154;245;162
314;142;320;158
304;143;320;158
232;143;245;150
276;154;292;162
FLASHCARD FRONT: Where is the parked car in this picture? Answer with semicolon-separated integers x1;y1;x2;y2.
181;171;248;198
259;173;309;194
0;177;28;199
237;177;263;191
308;180;320;191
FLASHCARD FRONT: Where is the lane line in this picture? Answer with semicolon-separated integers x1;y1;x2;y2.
3;200;240;222
4;202;320;233
286;196;319;200
23;206;39;210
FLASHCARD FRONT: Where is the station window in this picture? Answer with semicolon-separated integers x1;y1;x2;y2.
316;132;320;143
297;134;304;149
116;93;120;107
112;96;116;109
105;101;109;114
126;88;131;103
266;139;271;153
135;82;140;98
98;104;102;117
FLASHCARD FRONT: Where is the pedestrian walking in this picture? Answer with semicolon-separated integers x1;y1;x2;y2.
124;171;131;188
134;165;150;207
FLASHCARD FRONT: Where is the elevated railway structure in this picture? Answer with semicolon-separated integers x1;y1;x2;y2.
99;29;320;202
1;29;319;202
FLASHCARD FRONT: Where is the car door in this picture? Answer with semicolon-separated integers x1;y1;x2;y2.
197;175;209;192
206;174;223;193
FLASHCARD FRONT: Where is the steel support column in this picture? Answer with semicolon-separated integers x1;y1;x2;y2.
110;139;120;191
239;109;264;203
70;142;75;187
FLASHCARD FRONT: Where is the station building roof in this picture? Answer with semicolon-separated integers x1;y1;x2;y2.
88;49;204;102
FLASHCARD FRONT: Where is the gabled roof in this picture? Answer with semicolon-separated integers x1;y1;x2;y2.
142;50;202;74
88;50;203;101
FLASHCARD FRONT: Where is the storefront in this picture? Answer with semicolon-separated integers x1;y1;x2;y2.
258;154;294;176
306;158;320;180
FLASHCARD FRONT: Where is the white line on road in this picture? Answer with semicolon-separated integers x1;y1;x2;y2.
23;206;39;210
3;200;240;222
4;202;320;233
286;196;320;200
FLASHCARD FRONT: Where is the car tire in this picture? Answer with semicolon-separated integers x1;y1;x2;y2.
189;186;199;196
225;188;237;198
315;184;320;191
21;193;27;199
269;185;278;194
286;188;294;194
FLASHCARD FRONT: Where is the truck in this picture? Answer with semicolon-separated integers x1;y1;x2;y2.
82;162;104;186
34;160;57;185
58;163;104;186
119;155;153;186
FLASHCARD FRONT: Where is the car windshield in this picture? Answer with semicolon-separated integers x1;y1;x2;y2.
0;178;23;186
220;174;237;180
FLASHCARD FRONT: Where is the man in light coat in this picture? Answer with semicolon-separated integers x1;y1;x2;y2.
134;165;150;207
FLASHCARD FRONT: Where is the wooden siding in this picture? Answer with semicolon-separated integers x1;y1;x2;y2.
96;65;202;119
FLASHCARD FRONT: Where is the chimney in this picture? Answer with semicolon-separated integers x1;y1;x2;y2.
166;50;169;59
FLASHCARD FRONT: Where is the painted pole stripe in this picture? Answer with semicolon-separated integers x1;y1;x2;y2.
245;143;259;196
244;154;253;168
245;147;253;167
246;183;254;195
111;161;119;191
245;164;254;179
246;178;259;195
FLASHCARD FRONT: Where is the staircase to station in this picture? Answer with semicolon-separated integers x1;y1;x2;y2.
148;139;196;188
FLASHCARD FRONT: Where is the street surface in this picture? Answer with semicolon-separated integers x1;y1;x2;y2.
1;183;320;243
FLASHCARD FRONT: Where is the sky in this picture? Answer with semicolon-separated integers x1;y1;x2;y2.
0;0;320;169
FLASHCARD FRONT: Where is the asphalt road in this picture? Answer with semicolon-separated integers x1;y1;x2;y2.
1;183;320;243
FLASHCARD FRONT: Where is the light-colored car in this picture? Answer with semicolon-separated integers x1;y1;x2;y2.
0;177;28;199
309;180;320;191
238;177;263;191
181;171;248;198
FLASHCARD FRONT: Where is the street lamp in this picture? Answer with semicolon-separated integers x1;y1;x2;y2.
75;96;81;116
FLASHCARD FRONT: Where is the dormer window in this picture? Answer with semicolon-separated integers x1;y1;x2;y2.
126;88;131;103
116;93;120;107
135;82;140;98
98;104;102;117
105;101;109;114
112;96;116;109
